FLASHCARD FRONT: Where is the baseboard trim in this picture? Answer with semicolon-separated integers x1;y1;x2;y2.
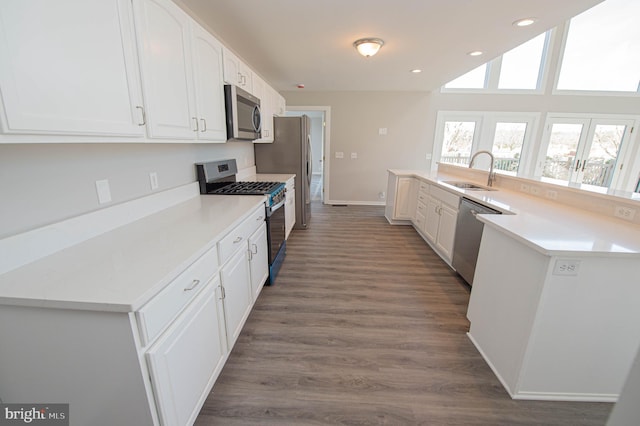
326;199;385;206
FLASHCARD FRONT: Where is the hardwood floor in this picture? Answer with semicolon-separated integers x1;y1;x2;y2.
196;203;613;425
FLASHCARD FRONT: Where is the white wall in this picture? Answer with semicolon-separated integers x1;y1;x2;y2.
283;91;432;204
0;142;254;238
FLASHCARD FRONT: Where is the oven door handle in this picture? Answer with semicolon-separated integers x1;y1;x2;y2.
269;199;286;213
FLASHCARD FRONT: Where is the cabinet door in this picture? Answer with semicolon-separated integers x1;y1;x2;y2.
248;223;269;300
191;23;226;142
147;282;225;426
424;196;440;244
394;177;415;219
222;47;243;86
436;203;458;262
133;0;197;139
285;182;296;239
0;0;144;136
220;247;252;348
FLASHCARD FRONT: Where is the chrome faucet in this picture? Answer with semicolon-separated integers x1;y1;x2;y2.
469;150;496;187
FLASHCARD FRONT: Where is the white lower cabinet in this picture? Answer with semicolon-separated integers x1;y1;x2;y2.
147;281;225;426
220;244;252;347
284;178;295;239
422;186;459;263
249;222;269;300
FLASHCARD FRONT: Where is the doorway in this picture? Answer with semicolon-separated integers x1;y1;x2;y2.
285;106;331;203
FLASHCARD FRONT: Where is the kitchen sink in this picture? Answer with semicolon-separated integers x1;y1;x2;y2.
443;181;497;191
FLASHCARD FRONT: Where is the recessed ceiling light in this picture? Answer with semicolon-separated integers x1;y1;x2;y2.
468;51;483;57
513;17;537;27
410;69;422;73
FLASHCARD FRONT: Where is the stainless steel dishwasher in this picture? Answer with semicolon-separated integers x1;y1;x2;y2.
452;198;501;285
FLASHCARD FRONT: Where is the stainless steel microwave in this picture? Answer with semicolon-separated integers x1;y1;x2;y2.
224;85;261;141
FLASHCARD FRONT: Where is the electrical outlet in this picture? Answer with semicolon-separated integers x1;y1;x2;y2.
529;186;540;196
351;152;358;159
614;205;636;221
95;179;112;204
335;152;344;159
546;190;558;200
520;183;530;193
149;172;159;190
378;191;386;200
378;128;387;135
553;259;581;276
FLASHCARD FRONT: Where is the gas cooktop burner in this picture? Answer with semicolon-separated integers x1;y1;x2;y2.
210;181;284;195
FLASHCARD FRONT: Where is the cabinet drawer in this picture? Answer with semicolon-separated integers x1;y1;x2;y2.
137;246;219;346
218;205;265;265
430;185;460;210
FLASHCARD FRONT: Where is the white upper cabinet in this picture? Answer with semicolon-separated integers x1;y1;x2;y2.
0;0;145;137
223;47;253;94
133;0;226;142
133;0;196;139
191;23;227;141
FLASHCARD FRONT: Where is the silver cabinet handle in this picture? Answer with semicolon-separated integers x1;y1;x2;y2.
470;209;478;217
184;279;201;291
200;118;207;132
256;216;264;221
237;72;242;85
233;236;243;244
220;285;226;300
575;160;581;172
192;117;199;132
251;243;258;255
136;106;146;126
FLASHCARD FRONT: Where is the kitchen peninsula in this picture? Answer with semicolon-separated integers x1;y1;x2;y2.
386;165;640;402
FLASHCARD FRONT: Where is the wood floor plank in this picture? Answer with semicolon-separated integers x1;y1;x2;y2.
195;203;612;425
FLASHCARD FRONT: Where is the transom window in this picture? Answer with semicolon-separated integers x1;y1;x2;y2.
442;31;550;92
556;0;640;93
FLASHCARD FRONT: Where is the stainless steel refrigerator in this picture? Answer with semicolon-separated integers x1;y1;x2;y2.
254;115;311;229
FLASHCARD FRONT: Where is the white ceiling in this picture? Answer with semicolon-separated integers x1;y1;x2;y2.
177;0;603;92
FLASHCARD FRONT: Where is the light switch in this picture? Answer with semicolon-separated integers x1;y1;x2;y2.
335;152;344;159
351;152;358;159
95;179;112;204
379;128;387;135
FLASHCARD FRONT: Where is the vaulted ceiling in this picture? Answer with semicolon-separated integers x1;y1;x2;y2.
177;0;603;92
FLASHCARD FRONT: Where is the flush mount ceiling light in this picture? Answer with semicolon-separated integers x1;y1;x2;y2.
410;69;422;73
513;17;537;27
353;38;384;57
468;50;483;56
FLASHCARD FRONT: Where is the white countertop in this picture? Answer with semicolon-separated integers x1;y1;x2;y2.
0;195;266;312
389;169;640;257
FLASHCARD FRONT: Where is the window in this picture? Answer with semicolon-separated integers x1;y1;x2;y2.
440;121;477;166
537;115;636;189
498;33;547;90
491;122;528;174
442;31;551;92
434;112;537;176
556;0;640;93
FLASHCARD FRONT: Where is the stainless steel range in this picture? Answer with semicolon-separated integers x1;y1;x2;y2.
196;159;286;285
